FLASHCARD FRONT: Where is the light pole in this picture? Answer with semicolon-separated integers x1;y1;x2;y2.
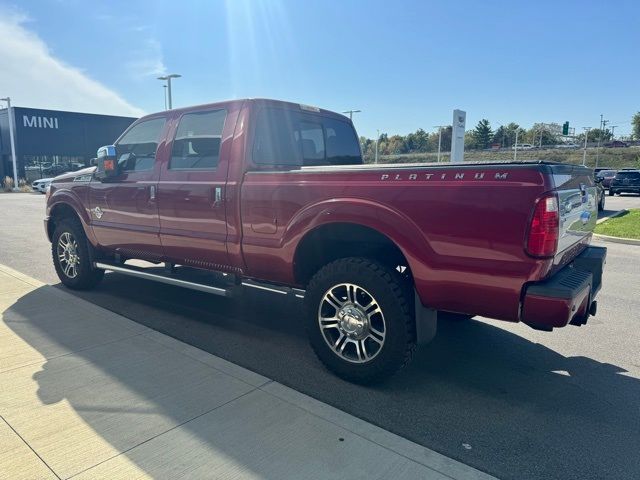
596;119;608;168
374;129;379;164
342;110;361;121
0;97;18;189
157;74;181;109
514;129;518;161
610;125;618;139
163;85;168;110
582;127;591;166
434;125;446;162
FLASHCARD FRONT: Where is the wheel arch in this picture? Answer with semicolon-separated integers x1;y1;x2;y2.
293;222;410;285
47;192;94;245
287;199;434;293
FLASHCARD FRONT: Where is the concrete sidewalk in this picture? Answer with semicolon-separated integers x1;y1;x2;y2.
0;264;495;480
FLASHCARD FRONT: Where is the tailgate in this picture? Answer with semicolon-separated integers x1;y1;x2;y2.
551;165;598;254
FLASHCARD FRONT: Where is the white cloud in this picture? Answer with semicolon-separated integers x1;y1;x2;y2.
0;11;145;116
126;38;167;79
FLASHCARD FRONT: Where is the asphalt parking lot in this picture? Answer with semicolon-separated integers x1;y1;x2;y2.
1;192;639;480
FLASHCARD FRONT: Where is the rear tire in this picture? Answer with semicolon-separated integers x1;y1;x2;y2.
304;257;416;383
52;218;104;290
608;189;614;196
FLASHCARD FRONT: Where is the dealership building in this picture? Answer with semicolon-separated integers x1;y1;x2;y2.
0;106;137;182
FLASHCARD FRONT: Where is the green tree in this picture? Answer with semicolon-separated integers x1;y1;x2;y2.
632;112;640;140
588;128;612;143
492;126;506;147
386;135;407;155
405;128;430;153
473;119;493;149
428;126;452;152
504;123;525;147
464;131;477;150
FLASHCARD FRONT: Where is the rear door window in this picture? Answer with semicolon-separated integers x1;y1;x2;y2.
170;109;226;170
252;108;301;166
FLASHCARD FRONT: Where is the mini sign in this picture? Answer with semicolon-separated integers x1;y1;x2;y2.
23;115;59;129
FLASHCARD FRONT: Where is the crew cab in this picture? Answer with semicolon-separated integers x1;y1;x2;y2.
44;98;607;383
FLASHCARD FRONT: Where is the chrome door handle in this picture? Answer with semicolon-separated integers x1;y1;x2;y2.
212;187;222;207
149;185;156;200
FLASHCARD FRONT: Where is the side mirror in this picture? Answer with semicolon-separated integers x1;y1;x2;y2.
95;145;118;181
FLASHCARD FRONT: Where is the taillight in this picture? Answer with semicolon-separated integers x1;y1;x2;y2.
526;194;559;257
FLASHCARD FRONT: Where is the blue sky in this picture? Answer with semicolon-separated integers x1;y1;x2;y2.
1;0;639;138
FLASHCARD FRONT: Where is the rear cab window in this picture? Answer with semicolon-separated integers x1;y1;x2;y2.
615;171;640;180
252;106;362;168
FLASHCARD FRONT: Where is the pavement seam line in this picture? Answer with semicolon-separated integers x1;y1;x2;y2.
256;384;463;480
0;331;149;376
65;387;258;479
0;414;62;480
142;331;271;389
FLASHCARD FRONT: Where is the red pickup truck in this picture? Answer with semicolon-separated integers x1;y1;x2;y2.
45;98;606;382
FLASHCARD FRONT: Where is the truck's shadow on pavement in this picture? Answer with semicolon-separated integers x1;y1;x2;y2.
6;273;640;480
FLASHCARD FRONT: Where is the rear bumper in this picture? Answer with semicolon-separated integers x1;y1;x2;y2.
610;186;639;194
521;246;606;330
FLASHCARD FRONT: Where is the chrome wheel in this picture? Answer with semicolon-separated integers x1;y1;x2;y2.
57;232;80;279
318;283;386;363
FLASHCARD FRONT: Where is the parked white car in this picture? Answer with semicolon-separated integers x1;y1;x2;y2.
556;143;581;149
32;178;54;194
512;143;534;150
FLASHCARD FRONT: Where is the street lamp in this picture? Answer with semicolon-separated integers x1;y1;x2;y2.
434;125;446;162
375;129;379;164
342;110;361;121
582;127;591;166
0;97;18;190
157;74;181;109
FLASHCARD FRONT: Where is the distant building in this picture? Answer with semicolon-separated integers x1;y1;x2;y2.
0;106;136;181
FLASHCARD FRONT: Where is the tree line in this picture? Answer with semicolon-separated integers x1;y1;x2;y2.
360;112;640;159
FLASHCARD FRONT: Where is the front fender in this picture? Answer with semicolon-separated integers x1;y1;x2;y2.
47;188;97;245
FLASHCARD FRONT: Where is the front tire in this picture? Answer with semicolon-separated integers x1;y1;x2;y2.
52;219;104;290
305;258;416;383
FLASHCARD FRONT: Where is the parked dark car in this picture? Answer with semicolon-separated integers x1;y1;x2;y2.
595;177;606;211
596;169;617;188
603;141;629;148
42;164;72;177
609;170;640;196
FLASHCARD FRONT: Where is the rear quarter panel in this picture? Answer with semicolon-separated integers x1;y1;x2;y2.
240;165;551;321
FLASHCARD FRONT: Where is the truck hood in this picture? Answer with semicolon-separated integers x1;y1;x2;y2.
52;166;96;182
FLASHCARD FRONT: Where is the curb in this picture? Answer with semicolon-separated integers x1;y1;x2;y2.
593;233;640;246
594;209;640;245
596;209;627;225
